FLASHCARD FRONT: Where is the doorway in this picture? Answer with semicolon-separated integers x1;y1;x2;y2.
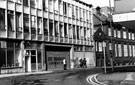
25;49;37;72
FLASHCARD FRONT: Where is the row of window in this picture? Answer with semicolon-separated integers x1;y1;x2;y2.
96;41;135;57
109;28;135;40
0;9;93;40
115;44;135;57
7;0;92;22
74;46;93;52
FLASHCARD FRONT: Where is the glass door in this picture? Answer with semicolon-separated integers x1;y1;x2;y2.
31;50;37;71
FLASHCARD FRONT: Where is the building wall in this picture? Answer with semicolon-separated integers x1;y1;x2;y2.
114;0;135;13
0;0;94;74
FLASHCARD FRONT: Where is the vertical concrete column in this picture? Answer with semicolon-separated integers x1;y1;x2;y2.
70;45;74;69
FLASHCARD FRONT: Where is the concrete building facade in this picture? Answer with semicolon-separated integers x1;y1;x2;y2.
0;0;94;74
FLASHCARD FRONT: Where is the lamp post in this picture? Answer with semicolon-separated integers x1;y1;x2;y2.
103;41;106;73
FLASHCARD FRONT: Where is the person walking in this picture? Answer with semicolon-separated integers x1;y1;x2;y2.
79;58;83;68
83;58;87;68
63;58;67;70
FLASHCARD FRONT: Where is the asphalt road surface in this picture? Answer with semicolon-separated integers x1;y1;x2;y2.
0;68;103;85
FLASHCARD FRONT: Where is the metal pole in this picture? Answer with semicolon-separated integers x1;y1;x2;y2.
103;42;106;73
109;0;114;72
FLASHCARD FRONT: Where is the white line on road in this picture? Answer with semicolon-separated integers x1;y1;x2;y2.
86;74;106;85
54;79;61;82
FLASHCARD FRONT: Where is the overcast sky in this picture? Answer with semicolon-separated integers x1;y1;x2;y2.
80;0;114;8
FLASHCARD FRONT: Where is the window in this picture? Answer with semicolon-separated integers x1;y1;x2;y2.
23;14;29;33
0;41;22;67
43;19;48;36
43;0;48;11
23;0;29;6
129;32;131;39
114;30;116;37
30;0;36;8
76;7;79;19
117;30;121;38
129;45;132;56
68;4;72;17
72;5;75;18
63;2;67;15
99;42;102;52
133;45;135;57
108;28;111;36
36;0;42;9
109;43;112;50
83;10;86;21
123;31;126;39
49;20;53;36
59;22;63;37
16;12;22;32
73;25;76;39
64;23;68;37
132;33;134;40
31;16;36;34
115;44;118;57
49;0;53;12
80;27;84;39
55;21;59;37
69;24;72;38
124;44;128;57
7;11;14;31
84;28;87;40
118;44;122;57
77;26;80;39
54;0;58;13
59;0;63;15
37;17;42;34
0;9;5;30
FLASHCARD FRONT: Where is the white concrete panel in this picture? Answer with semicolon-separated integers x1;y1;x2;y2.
113;12;135;22
0;1;6;9
24;6;30;14
16;4;22;12
126;12;135;21
8;2;15;10
85;52;95;66
37;10;42;17
113;13;127;22
31;8;36;15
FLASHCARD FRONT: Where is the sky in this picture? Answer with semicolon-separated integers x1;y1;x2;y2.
80;0;114;8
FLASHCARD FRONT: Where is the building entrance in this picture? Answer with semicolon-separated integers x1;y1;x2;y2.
25;49;42;72
45;46;71;70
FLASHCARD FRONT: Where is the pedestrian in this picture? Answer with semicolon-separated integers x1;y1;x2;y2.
83;58;87;68
63;58;67;70
79;58;83;68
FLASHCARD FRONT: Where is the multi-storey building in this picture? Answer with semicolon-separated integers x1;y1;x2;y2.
0;0;94;74
112;0;135;66
94;5;135;68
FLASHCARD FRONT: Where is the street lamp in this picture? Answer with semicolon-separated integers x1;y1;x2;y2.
103;41;107;73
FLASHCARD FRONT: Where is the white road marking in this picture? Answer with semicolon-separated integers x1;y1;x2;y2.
125;73;134;80
86;74;107;85
54;79;61;81
67;75;77;79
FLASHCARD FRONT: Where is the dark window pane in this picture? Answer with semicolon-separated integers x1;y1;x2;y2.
7;42;14;48
0;49;6;67
7;49;14;67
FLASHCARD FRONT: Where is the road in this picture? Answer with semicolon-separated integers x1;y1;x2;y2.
0;68;103;85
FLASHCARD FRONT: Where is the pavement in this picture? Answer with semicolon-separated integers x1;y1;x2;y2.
0;66;95;79
0;71;53;78
0;67;102;85
96;72;135;85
